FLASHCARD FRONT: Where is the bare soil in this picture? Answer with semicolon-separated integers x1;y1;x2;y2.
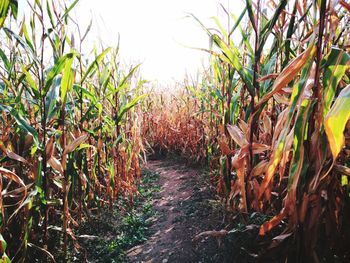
127;158;226;263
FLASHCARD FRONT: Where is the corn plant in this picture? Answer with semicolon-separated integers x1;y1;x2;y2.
0;0;146;261
144;0;350;260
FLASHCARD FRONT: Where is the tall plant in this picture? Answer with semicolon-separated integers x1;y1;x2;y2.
0;0;146;261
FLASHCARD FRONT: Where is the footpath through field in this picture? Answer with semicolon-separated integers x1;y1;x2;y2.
127;158;224;263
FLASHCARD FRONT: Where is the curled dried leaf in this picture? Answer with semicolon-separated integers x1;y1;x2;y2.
64;134;89;155
45;136;55;159
251;160;269;177
48;157;64;174
252;143;270;154
7;151;27;163
227;124;248;147
219;140;234;155
259;209;286;235
0;167;27;205
256;44;316;109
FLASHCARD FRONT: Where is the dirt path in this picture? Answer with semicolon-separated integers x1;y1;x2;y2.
127;159;224;263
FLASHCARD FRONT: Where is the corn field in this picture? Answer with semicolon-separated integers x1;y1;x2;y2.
1;0;350;262
144;0;350;261
0;0;145;261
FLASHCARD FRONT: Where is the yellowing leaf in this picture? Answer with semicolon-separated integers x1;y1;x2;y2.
324;84;350;160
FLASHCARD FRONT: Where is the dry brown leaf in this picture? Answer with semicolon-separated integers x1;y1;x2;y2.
48;157;64;174
0;167;27;208
257;73;279;82
237;119;249;137
299;193;309;223
262;113;272;135
218;140;233;155
45;136;55;159
272;108;289;148
227;124;248;147
7;151;27;163
269;232;293;249
273;93;290;105
193;229;228;242
259;209;286;235
251;160;269;177
252;143;270;154
256;43;316;109
64;134;89;155
231;153;247;212
62;134;89;170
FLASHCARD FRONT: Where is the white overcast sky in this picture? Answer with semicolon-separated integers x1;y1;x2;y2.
73;0;245;84
19;0;245;84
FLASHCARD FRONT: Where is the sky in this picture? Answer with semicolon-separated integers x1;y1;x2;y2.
72;0;245;84
17;0;245;84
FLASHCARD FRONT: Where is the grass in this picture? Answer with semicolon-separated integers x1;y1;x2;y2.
72;169;160;263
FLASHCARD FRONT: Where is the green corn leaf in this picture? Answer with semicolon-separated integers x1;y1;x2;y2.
283;1;298;67
211;16;229;40
81;47;112;84
258;0;287;57
245;0;257;33
21;65;39;98
61;0;79;22
99;66;111;90
45;76;61;122
9;0;18;19
288;99;313;192
73;84;97;104
61;54;75;104
3;28;37;63
0;48;11;72
260;53;277;95
21;22;35;52
228;7;247;37
45;53;75;94
0;234;7;253
114;64;141;95
322;48;350;116
0;0;10;28
46;0;55;28
116;94;147;124
211;34;254;95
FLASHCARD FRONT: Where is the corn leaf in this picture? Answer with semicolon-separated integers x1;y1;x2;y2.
60;54;75;104
256;44;316;109
0;0;10;28
81;47;112;83
258;56;315;199
322;48;350;116
324;84;350;160
45;53;75;94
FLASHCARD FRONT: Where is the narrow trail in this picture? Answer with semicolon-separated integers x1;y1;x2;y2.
127;159;224;263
